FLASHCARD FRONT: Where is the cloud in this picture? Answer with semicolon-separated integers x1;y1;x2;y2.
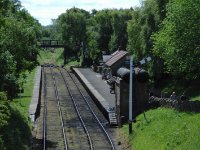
20;0;140;26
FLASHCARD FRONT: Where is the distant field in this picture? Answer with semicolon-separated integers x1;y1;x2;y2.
123;108;200;150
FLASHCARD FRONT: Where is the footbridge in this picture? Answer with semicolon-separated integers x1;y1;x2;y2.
38;40;64;48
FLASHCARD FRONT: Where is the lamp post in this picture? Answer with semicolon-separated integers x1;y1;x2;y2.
129;55;134;134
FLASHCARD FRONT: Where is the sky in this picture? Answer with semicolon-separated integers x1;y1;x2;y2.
20;0;141;26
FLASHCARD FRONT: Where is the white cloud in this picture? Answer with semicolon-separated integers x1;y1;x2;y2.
20;0;141;26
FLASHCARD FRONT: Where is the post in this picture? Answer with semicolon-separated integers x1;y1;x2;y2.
129;55;133;134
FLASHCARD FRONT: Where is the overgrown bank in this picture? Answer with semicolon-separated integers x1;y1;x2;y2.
0;69;36;149
123;108;200;150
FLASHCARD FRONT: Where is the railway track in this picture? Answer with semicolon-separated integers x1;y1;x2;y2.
42;64;115;150
43;65;68;149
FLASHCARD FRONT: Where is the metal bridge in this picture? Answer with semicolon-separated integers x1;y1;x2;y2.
38;40;64;48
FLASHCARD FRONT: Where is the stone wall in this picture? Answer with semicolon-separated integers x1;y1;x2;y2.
149;96;200;113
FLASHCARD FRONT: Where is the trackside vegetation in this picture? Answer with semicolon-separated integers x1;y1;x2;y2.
38;48;80;67
0;69;36;149
38;48;64;65
123;108;200;150
0;0;40;149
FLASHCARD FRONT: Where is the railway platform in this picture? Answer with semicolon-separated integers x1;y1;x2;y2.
73;68;117;125
29;66;41;122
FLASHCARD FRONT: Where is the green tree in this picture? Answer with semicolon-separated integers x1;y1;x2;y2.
86;29;100;60
153;0;200;80
58;7;89;57
127;0;169;81
94;9;113;53
109;9;132;52
0;0;41;97
127;9;142;59
0;92;10;149
85;12;100;61
127;0;168;59
41;19;62;40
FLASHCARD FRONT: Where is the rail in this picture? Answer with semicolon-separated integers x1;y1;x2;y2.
61;68;116;150
42;65;115;149
43;65;47;150
66;69;116;150
42;64;68;150
49;65;68;150
58;67;94;150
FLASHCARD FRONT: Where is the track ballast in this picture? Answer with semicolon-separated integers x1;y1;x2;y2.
41;64;115;150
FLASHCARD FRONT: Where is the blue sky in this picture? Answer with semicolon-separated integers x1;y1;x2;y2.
20;0;141;26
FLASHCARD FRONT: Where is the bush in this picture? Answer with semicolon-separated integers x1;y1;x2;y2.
1;106;31;149
0;92;10;128
0;92;10;149
0;92;31;149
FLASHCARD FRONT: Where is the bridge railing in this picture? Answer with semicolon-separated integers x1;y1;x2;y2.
38;40;64;48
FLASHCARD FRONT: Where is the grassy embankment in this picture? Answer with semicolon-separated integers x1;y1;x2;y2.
0;68;36;149
123;108;200;150
123;80;200;150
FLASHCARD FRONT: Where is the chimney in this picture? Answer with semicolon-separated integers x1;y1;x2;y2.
118;46;122;51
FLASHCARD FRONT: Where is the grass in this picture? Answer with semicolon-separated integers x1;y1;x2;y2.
38;48;64;65
123;108;200;150
122;77;200;149
65;57;80;69
38;48;80;67
11;68;36;116
191;95;200;101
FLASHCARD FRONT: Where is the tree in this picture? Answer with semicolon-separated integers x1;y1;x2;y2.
127;0;168;58
58;7;89;57
41;19;62;40
127;0;169;81
0;0;41;98
0;92;10;148
109;9;132;52
153;0;200;80
86;29;100;60
127;9;142;59
94;9;113;53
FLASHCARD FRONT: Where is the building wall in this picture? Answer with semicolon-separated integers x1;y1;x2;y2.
110;56;127;76
115;77;148;124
